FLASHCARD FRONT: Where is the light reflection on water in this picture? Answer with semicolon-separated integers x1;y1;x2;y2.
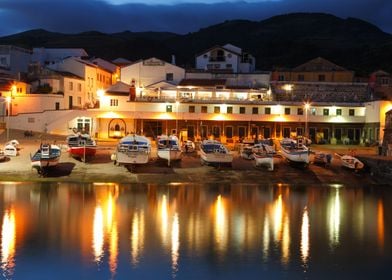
0;182;391;279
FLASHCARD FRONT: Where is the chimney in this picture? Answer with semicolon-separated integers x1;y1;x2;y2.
171;55;176;65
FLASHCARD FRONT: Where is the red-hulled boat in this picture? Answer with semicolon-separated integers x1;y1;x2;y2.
66;134;97;162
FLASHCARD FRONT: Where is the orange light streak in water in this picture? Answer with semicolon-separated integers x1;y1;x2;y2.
92;205;104;264
131;212;145;266
377;200;385;250
301;207;309;267
171;213;180;277
214;195;227;258
1;208;16;278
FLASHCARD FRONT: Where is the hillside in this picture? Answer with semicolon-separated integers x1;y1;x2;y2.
1;13;391;75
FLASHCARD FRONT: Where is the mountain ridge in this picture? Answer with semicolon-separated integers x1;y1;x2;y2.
1;13;391;75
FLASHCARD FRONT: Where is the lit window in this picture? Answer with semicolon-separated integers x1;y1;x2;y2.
201;106;208;113
336;108;342;115
349;109;355;116
110;99;119;107
214;106;220;113
227;106;233;114
166;105;173;112
323;109;329;116
265;107;271;114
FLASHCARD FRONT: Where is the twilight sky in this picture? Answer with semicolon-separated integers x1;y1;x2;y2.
0;0;391;36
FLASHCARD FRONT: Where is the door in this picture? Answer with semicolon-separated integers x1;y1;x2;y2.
69;96;73;109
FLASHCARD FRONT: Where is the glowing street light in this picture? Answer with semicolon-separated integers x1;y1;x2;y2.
6;96;11;142
175;101;180;135
304;102;310;138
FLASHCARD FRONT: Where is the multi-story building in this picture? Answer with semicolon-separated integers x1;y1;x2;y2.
0;45;32;77
195;44;256;73
32;48;88;66
272;57;355;83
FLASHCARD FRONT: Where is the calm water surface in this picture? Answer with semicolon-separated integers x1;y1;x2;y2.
0;182;391;280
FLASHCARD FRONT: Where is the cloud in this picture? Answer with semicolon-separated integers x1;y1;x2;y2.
0;0;391;36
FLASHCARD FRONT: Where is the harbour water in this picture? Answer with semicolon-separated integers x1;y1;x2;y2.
0;182;391;279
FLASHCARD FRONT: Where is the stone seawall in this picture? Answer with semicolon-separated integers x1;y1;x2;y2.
358;156;392;185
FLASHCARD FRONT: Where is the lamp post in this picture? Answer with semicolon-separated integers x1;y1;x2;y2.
6;96;11;142
175;101;180;136
304;102;310;139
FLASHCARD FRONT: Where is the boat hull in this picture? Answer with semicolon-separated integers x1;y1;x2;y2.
199;151;233;164
157;149;182;161
280;147;309;164
254;154;274;171
113;150;150;165
68;147;97;158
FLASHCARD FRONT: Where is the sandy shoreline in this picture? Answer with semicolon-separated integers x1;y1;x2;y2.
0;129;387;186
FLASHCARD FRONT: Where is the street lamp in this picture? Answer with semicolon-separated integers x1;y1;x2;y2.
175;101;180;136
304;102;310;139
6;96;11;142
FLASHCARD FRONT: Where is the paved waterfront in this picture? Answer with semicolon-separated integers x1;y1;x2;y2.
0;129;390;186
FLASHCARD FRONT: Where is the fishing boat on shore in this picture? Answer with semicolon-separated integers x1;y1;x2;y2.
66;133;97;162
157;134;182;165
253;143;276;170
313;151;333;167
182;140;196;153
334;153;364;170
111;134;151;167
30;143;61;175
279;137;310;165
199;139;233;166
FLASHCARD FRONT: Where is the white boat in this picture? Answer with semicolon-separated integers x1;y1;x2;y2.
182;140;196;153
199;139;233;166
240;144;254;159
111;134;151;166
4;144;18;156
253;143;275;170
30;144;61;175
335;153;364;170
279;137;310;165
157;135;182;164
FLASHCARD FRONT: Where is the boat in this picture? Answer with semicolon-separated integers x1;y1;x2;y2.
182;140;196;153
279;137;310;165
30;143;61;175
335;153;364;170
111;134;151;167
199;139;233;166
157;135;182;165
0;148;5;162
313;151;333;167
254;146;275;171
66;133;97;162
240;144;255;160
3;143;18;156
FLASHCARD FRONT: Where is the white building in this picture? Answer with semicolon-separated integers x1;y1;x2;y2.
195;44;256;73
0;45;32;77
120;57;185;96
32;48;88;66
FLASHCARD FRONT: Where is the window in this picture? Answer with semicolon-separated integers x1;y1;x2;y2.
349;109;355;116
69;82;73;91
297;108;304;115
214;106;220;113
0;57;6;65
298;74;304;81
77;97;82;105
28;117;35;123
166;73;174;81
318;74;325;81
336;108;342;115
323;109;329;116
201;106;208;113
284;108;291;115
227;106;233;114
55;102;60;110
265;107;271;114
311;108;316;115
239;107;245;114
252;107;258;114
278;75;285;81
110;99;119;107
166;105;173;112
189;105;195;113
78;83;82;91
